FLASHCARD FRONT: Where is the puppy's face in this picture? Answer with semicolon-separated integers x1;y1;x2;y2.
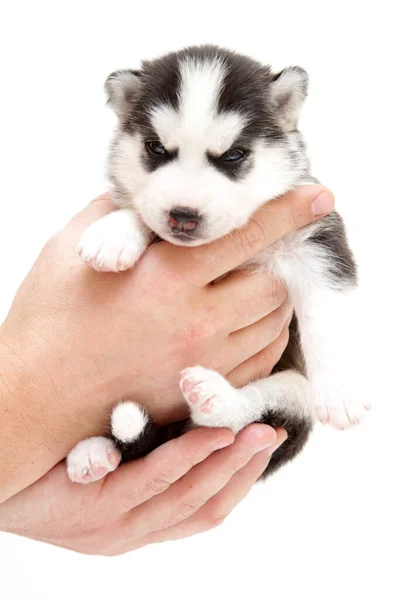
107;46;309;246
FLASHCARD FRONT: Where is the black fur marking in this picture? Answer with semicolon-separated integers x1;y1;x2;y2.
261;313;312;476
216;50;284;142
110;417;192;464
308;210;358;287
207;149;254;181
273;313;305;376
111;414;159;463
124;52;181;138
259;409;312;477
141;145;178;172
122;45;286;150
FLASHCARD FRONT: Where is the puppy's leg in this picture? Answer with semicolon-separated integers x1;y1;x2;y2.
275;212;371;429
78;208;150;272
180;367;313;476
292;286;371;429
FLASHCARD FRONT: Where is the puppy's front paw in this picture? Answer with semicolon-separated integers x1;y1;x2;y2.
179;366;243;431
78;210;147;272
67;437;121;484
312;382;371;430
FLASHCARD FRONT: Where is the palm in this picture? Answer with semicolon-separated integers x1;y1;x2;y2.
0;462;106;547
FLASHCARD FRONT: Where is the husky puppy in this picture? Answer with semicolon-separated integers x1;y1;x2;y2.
67;45;369;484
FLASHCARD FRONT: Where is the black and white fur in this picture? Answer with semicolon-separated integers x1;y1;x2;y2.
67;46;369;484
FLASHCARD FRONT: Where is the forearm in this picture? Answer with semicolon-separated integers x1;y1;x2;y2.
0;332;112;503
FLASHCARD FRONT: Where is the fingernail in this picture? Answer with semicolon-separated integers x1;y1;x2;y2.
267;432;288;456
312;191;335;217
212;438;233;451
256;441;274;452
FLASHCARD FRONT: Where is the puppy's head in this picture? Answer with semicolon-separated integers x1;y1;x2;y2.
106;45;310;246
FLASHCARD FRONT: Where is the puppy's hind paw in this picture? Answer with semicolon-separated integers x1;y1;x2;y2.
67;437;121;484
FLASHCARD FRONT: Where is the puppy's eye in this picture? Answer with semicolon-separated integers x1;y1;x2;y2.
146;141;167;156
223;148;246;162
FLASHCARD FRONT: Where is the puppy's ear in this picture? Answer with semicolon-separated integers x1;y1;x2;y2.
269;67;308;131
105;69;142;119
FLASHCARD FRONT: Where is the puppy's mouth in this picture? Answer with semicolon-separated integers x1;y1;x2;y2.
171;231;197;241
165;230;206;246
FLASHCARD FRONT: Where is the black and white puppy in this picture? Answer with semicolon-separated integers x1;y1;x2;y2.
67;45;369;484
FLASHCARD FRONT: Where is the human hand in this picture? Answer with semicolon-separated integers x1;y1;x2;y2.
0;425;287;555
0;185;333;501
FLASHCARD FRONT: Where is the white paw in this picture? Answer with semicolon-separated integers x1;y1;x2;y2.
77;210;147;272
312;382;371;430
179;366;243;432
66;437;121;484
111;401;149;443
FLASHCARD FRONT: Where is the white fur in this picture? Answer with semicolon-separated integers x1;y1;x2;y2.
111;401;149;443
67;437;121;484
246;230;371;428
180;366;312;434
77;207;149;271
291;286;371;428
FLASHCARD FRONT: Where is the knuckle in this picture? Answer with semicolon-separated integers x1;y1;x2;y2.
209;512;229;529
235;222;266;257
159;500;200;530
143;441;199;498
144;471;175;497
169;438;199;470
177;499;203;523
270;314;284;341
176;320;218;351
268;278;287;308
291;198;312;229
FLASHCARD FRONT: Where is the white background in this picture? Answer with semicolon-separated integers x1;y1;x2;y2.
0;2;399;599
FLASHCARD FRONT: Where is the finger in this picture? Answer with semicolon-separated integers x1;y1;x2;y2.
125;424;277;537
101;427;234;512
221;300;293;372
226;320;291;387
171;185;335;286
210;270;288;331
146;429;288;543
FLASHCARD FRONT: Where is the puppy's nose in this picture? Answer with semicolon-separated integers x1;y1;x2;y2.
168;207;201;234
